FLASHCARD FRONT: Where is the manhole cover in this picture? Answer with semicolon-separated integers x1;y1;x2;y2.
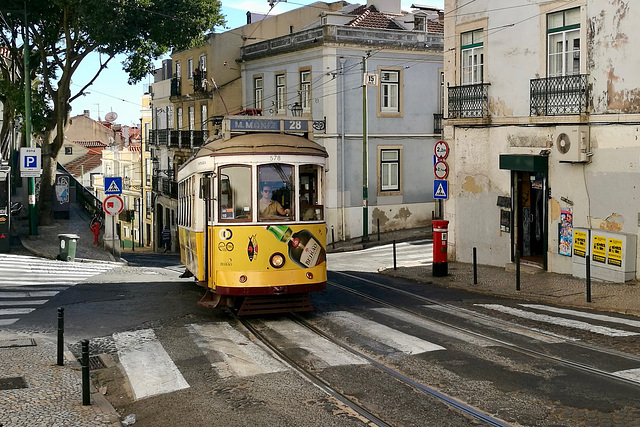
77;355;107;370
0;376;27;390
0;338;36;348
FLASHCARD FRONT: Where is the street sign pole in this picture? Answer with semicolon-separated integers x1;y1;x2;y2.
23;7;37;236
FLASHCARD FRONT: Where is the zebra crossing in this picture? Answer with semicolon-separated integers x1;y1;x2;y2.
0;254;119;325
327;240;432;272
107;303;640;400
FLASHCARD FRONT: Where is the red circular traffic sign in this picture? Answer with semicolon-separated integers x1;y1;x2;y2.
434;161;449;180
103;195;124;216
434;140;449;159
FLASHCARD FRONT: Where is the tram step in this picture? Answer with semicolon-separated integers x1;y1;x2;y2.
238;294;314;316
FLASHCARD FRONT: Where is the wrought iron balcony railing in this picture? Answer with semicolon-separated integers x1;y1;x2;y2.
447;83;490;119
150;129;209;149
152;177;178;199
170;77;181;97
193;69;207;92
433;113;443;134
530;74;589;116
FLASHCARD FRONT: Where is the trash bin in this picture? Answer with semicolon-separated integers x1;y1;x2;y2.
58;234;79;261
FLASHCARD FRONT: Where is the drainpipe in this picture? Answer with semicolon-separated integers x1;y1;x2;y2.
339;57;346;241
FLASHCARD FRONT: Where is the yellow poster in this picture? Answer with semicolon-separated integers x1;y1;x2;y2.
573;230;586;258
607;238;623;267
592;234;607;264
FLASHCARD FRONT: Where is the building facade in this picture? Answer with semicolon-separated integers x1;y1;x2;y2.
443;0;640;280
241;1;445;241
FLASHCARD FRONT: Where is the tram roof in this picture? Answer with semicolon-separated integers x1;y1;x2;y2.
196;133;328;158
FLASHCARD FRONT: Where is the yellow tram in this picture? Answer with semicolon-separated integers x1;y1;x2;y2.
177;116;328;315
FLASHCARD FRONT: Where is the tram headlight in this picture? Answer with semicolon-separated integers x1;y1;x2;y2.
306;272;313;280
269;253;285;268
239;275;248;283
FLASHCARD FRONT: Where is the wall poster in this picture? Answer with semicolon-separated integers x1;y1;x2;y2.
558;207;573;256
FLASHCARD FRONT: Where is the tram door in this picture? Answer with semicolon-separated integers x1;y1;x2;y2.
514;171;545;266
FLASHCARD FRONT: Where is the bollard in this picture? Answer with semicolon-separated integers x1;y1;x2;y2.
473;247;478;285
57;308;64;366
515;249;521;291
377;218;380;241
393;240;397;270
331;226;335;250
586;252;591;303
81;339;91;406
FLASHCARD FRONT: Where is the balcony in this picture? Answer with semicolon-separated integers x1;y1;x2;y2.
170;77;181;97
152;177;178;199
433;113;443;134
530;74;589;116
447;83;490;119
193;69;207;92
150;129;209;149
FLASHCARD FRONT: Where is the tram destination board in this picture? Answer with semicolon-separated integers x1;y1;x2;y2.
229;118;309;133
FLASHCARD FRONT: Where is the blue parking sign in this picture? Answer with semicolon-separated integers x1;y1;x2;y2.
433;179;448;200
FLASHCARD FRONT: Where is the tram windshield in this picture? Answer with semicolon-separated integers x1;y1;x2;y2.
258;164;293;221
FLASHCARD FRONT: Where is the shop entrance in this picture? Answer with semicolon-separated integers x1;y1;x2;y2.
515;171;545;266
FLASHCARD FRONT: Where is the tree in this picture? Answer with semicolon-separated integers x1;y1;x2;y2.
0;0;224;224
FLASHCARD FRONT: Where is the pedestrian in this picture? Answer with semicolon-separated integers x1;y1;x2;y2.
162;227;171;253
90;221;101;246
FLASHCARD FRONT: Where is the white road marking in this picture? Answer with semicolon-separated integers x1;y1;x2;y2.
0;319;18;326
613;368;640;382
113;329;189;400
264;318;367;367
0;291;60;298
476;304;638;337
188;323;286;378
0;308;35;315
520;304;640;329
0;300;47;306
373;307;495;347
426;305;573;343
322;311;445;355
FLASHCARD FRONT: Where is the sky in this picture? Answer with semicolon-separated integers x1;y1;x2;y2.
71;0;444;127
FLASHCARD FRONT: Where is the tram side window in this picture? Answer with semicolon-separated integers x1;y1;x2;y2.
218;166;251;221
258;164;293;221
299;164;323;221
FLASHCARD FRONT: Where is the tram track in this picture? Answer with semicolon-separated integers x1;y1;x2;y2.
233;311;511;427
329;271;640;389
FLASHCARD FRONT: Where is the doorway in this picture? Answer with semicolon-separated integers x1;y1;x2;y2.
515;171;546;267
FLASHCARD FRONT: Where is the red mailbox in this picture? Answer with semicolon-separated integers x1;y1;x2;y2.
432;220;449;277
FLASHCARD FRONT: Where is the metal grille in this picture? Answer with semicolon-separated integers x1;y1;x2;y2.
530;74;588;116
433;113;443;134
170;77;181;96
447;83;490;118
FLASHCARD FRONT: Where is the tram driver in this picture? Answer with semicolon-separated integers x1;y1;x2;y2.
259;184;290;219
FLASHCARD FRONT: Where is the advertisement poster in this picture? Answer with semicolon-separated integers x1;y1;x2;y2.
573;229;587;257
607;237;623;267
558;207;573;256
592;234;607;263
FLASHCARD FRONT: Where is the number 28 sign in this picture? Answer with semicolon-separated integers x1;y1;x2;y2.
434;140;449;159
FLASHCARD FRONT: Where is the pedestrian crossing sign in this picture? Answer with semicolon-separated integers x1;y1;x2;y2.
105;177;122;195
433;179;448;200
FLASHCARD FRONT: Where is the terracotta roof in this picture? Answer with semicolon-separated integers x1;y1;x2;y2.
71;140;108;154
347;6;404;30
427;19;444;34
62;152;103;178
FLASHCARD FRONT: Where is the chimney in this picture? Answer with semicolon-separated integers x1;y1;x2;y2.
367;0;401;14
247;11;251;24
83;110;90;118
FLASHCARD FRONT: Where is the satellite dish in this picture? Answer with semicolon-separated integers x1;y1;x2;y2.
105;111;118;122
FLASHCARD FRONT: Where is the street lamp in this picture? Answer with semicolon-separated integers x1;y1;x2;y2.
289;102;303;117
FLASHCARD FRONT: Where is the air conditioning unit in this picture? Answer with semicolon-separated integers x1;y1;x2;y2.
554;126;591;163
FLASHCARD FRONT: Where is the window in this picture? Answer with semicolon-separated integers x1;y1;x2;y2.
299;70;311;114
380;70;400;113
461;29;483;84
380;149;400;192
258;164;293;221
175;61;181;79
201;104;208;130
276;73;286;114
414;15;426;31
64;146;72;155
177;107;183;130
547;8;580;77
168;106;174;129
218;166;252;221
187;58;193;80
199;54;207;72
188;107;194;130
254;76;263;110
299;164;323;221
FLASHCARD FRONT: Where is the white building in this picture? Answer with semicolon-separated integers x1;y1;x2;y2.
443;0;640;281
